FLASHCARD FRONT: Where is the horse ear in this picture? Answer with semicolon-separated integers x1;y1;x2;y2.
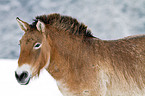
36;20;45;33
16;17;30;32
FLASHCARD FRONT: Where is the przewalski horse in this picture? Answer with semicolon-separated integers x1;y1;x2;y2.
15;13;145;96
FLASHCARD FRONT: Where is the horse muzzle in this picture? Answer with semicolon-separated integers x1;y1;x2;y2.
15;64;32;85
15;71;31;85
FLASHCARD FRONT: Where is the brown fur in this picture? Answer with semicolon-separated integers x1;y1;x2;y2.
18;13;145;96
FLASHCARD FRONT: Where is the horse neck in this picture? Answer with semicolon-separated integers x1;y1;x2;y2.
46;26;99;81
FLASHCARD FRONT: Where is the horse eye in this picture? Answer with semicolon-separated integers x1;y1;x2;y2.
34;43;42;49
35;44;40;47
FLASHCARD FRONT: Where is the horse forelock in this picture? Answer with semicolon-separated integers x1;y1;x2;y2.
30;13;94;38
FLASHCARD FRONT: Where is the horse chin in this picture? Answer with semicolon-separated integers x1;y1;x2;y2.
19;77;31;85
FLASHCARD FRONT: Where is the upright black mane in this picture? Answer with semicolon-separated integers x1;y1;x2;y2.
30;13;94;38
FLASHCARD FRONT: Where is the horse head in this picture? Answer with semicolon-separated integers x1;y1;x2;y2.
15;17;51;85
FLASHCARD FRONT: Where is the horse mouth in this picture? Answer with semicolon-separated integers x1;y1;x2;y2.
19;77;31;85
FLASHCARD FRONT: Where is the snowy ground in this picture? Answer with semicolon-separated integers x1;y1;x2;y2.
0;59;63;96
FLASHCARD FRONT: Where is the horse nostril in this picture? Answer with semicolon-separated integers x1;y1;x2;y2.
20;71;28;80
15;71;28;82
15;71;19;80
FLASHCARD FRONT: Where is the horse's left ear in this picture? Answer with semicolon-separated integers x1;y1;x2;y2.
36;20;45;33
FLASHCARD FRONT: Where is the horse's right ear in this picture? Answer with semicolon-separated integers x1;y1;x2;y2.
16;17;30;32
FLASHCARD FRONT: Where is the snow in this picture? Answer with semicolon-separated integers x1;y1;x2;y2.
0;59;63;96
0;0;145;59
